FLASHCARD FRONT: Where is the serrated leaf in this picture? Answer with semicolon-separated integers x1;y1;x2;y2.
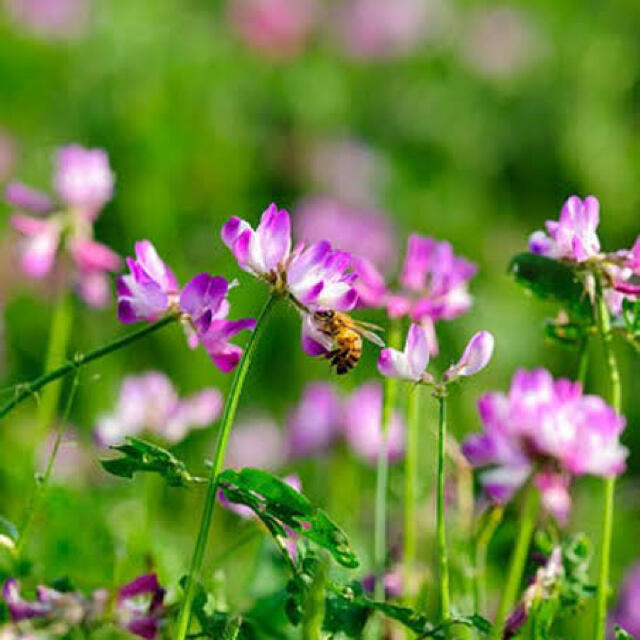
509;253;592;318
218;468;359;569
100;437;201;487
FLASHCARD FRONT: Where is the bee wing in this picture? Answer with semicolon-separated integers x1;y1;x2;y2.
351;319;385;331
356;328;386;347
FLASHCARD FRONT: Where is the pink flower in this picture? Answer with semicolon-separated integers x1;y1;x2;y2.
3;0;89;40
443;330;495;381
95;371;222;446
117;241;256;371
116;574;165;640
287;382;341;457
462;368;627;521
53;145;114;219
529;195;601;263
228;0;317;59
610;563;640;638
342;382;405;465
6;144;120;307
294;196;397;272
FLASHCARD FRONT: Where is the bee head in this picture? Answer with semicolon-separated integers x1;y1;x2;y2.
314;309;335;320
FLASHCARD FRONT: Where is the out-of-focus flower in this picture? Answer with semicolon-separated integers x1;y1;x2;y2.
330;0;428;60
38;428;91;484
610;562;640;638
95;372;222;446
361;568;403;599
116;574;165;640
462;368;627;521
342;382;404;465
6;144;120;307
227;0;317;59
2;0;89;40
378;325;493;385
117;241;256;372
302;139;389;209
224;414;287;471
294;196;397;273
287;382;341;457
0;131;17;182
354;234;477;355
461;6;543;80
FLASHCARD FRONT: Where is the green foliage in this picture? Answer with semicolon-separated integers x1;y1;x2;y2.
218;467;359;569
543;320;588;346
615;626;637;640
100;437;203;487
622;298;640;334
509;253;592;318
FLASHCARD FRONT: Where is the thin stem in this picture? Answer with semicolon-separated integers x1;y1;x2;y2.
436;394;450;620
577;336;590;386
594;285;621;640
36;293;74;437
17;372;80;554
403;384;420;603
175;295;278;640
473;506;504;614
0;316;176;420
373;319;402;603
492;485;539;639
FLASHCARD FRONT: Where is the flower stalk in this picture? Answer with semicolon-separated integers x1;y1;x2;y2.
175;294;278;640
435;391;450;619
0;315;176;420
594;279;622;640
473;505;504;615
403;384;420;602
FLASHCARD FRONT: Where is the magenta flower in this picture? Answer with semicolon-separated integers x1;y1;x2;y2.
227;0;317;59
610;562;640;638
462;368;627;521
117;241;256;372
6;144;120;307
2;579;52;621
378;324;494;385
342;382;405;465
116;574;165;640
355;234;477;354
95;371;222;446
287;382;341;457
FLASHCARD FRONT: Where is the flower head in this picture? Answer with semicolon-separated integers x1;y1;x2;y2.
462;368;627;521
95;371;222;446
117;241;255;372
116;574;165;640
6;144;120;307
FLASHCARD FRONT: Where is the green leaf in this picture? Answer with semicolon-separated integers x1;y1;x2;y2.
544;320;588;346
218;468;359;569
622;298;640;333
615;627;636;640
509;253;592;318
100;437;202;487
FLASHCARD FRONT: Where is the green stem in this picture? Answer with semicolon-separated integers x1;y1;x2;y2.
36;293;74;437
473;506;504;614
403;384;420;603
436;394;450;620
0;316;176;420
17;372;80;555
175;295;277;640
492;485;539;639
593;286;621;640
577;336;590;386
373;320;402;604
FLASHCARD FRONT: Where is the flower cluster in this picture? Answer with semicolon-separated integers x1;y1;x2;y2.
117;240;256;372
377;324;494;385
2;574;165;640
355;234;477;354
528;195;640;314
462;368;627;522
7;144;120;307
94;371;223;446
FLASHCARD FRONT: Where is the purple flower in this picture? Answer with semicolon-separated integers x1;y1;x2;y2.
117;242;255;371
2;579;51;621
95;371;223;446
361;568;403;599
342;382;405;465
354;234;477;355
6;144;120;307
610;563;640;638
116;574;165;640
462;368;627;521
53;145;114;219
225;414;287;471
529;195;601;263
227;0;317;59
294;196;397;272
287;382;341;457
3;0;89;40
377;325;494;385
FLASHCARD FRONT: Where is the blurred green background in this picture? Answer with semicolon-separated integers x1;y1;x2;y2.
1;0;640;637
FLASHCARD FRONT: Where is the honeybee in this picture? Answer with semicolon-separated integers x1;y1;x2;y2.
312;310;385;374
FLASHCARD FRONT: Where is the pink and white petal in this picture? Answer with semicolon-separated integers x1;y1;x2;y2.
258;204;291;271
19;225;61;278
5;181;53;213
405;324;429;379
134;240;179;293
377;347;414;381
221;216;251;249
